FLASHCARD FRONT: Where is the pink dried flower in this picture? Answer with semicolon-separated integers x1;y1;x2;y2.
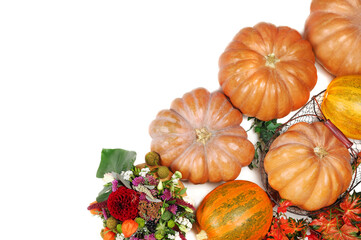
179;232;187;240
147;175;158;185
161;189;172;201
175;198;195;211
102;208;108;220
144;234;156;240
132;176;145;186
139;193;147;201
87;201;107;210
112;179;118;192
168;204;177;214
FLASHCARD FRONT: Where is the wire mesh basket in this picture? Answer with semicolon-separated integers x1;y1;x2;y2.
260;90;361;216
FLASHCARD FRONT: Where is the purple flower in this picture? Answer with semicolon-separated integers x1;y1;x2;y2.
147;175;158;185
132;176;145;186
129;237;140;240
112;179;118;192
144;234;156;240
139;193;147;201
102;208;108;220
161;189;172;201
168;204;177;215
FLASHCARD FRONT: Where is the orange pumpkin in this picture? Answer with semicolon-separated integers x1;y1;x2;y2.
264;122;352;211
149;88;255;184
196;180;273;240
321;75;361;140
219;22;317;121
304;0;361;76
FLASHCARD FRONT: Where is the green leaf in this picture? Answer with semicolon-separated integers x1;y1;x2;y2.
247;118;282;170
96;185;112;202
260;129;273;143
266;121;280;130
161;210;172;221
178;188;187;196
96;148;136;178
167;200;176;204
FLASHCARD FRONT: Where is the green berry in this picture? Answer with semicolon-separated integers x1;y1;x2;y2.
167;219;175;228
155;231;165;239
106;217;118;230
145;151;160;166
135;217;145;228
116;224;122;233
157;166;170;179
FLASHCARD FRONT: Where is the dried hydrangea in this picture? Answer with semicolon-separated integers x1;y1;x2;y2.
138;200;162;220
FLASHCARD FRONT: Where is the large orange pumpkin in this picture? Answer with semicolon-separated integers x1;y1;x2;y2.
321;75;361;140
196;180;273;240
264;122;352;211
219;22;317;121
304;0;361;76
149;88;255;184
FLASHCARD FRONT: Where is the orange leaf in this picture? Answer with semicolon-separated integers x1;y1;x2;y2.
340;192;361;226
266;219;289;240
277;200;293;213
323;224;360;240
309;216;338;233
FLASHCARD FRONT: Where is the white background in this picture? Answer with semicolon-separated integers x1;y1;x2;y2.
0;1;357;239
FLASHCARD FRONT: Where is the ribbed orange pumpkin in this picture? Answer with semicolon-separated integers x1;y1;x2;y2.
196;180;273;240
304;0;361;76
321;75;361;140
219;22;317;121
149;88;255;184
264;122;352;211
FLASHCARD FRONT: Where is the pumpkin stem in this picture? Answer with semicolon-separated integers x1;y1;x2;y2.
195;127;212;145
265;53;280;68
314;146;328;158
196;230;208;240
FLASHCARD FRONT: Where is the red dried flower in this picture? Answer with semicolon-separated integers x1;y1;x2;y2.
175;198;195;211
107;186;140;221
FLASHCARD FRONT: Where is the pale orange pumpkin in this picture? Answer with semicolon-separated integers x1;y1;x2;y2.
149;88;255;184
304;0;361;76
264;122;352;211
219;22;317;121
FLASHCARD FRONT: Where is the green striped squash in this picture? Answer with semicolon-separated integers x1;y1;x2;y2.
196;180;273;240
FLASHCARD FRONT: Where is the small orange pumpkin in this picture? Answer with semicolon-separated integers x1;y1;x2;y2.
122;219;138;238
149;88;255;184
321;75;361;140
219;22;317;121
264;122;352;211
196;180;273;240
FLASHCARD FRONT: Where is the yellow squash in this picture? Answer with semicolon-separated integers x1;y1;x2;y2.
321;75;361;140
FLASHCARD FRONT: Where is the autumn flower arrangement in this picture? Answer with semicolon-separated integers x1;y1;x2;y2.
88;149;195;240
